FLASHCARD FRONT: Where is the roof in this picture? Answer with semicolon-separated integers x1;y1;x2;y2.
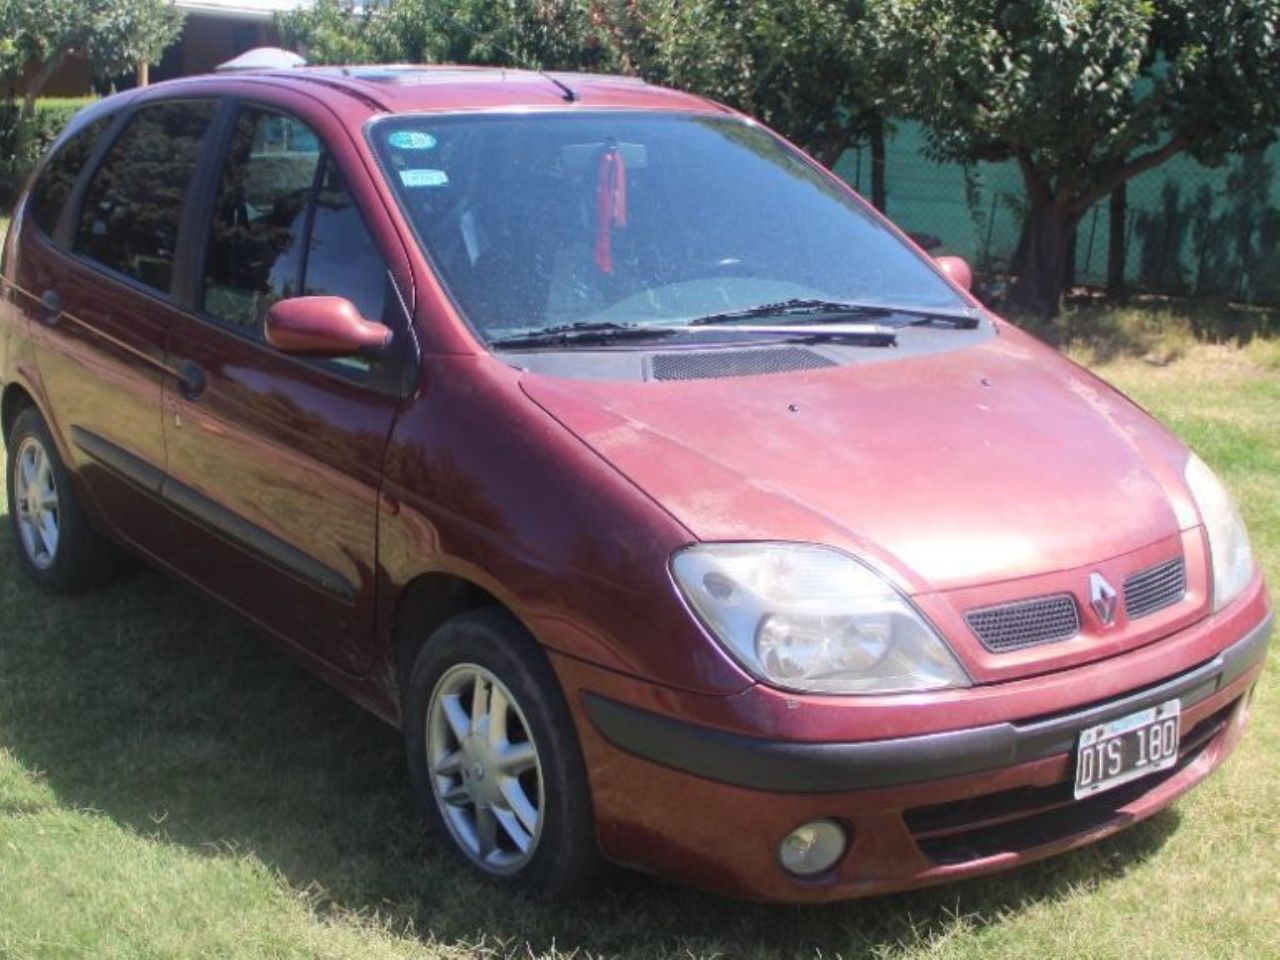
173;0;314;22
116;63;729;122
247;65;726;115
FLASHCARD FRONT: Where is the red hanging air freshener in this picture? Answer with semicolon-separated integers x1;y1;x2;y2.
595;147;627;273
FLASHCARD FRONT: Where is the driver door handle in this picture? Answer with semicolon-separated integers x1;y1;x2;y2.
38;289;62;326
175;359;206;401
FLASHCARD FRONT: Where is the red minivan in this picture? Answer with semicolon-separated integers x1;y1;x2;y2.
0;65;1271;902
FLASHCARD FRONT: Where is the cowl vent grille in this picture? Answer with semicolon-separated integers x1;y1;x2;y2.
651;348;835;381
966;594;1081;653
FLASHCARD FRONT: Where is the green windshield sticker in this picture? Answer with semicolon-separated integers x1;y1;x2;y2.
388;131;437;150
399;168;449;188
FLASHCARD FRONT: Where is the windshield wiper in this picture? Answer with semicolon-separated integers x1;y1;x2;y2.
695;323;898;347
488;321;681;350
689;298;980;329
488;312;909;351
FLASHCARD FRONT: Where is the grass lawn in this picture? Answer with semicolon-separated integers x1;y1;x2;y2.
0;318;1276;958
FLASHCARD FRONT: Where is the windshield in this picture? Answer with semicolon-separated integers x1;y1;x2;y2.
371;111;966;342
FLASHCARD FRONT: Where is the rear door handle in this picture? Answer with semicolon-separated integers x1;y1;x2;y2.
175;359;206;400
38;289;62;326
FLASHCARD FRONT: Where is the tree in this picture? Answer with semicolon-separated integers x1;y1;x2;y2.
871;0;1280;317
279;0;612;72
281;1;892;207
596;0;890;203
1;0;182;117
276;0;381;65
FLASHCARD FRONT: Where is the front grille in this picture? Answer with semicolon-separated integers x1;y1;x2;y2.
965;594;1080;652
905;701;1234;865
650;347;835;381
1125;557;1186;620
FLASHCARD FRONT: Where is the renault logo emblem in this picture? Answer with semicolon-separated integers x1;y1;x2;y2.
1089;573;1119;626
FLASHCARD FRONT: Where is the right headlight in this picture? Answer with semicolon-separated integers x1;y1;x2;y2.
1184;452;1255;611
671;542;970;695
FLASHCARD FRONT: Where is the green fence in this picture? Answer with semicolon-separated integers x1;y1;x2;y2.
834;122;1280;305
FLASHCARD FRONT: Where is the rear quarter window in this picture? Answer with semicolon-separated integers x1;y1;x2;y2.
27;115;114;239
75;100;218;295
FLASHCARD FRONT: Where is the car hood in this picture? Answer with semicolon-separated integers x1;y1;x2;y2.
521;326;1200;598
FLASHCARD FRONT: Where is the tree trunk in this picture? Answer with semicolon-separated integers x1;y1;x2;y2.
1063;226;1077;292
1009;202;1077;318
1106;182;1127;298
813;130;854;173
20;56;61;120
869;115;887;213
14;55;63;163
1010;217;1030;277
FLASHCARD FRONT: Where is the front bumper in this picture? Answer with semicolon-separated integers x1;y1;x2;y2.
554;601;1271;902
585;614;1271;794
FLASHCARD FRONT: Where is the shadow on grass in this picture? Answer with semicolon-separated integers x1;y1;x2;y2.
1008;295;1280;365
0;528;1183;958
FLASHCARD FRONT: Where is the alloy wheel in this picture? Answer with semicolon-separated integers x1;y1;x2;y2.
426;663;545;874
13;436;60;570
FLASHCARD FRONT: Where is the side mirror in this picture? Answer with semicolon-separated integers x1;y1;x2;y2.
264;296;392;358
935;255;973;292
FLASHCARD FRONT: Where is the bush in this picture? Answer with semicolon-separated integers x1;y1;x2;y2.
0;98;96;210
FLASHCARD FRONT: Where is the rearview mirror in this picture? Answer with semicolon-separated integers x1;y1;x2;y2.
934;255;973;292
264;297;392;358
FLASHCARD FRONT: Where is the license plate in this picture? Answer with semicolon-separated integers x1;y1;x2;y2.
1074;699;1181;799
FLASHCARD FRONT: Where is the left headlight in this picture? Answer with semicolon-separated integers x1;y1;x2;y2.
671;543;970;695
1184;452;1255;611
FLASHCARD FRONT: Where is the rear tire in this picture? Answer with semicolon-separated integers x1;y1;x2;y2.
6;407;121;593
403;607;600;898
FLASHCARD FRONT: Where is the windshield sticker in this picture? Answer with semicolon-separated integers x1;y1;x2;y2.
388;130;437;151
399;168;449;188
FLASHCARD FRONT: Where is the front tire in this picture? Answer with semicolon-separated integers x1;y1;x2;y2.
6;407;119;592
403;608;599;897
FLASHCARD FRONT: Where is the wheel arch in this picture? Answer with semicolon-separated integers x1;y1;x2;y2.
391;570;518;699
1;382;37;441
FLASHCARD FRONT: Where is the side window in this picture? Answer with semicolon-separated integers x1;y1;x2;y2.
203;108;320;330
304;160;389;324
28;114;113;239
75;101;216;294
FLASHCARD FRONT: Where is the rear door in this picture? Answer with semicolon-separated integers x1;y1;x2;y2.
20;100;220;557
160;95;413;675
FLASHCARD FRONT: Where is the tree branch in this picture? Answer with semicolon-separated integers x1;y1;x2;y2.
1074;135;1189;216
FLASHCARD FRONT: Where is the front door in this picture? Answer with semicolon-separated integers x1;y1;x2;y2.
160;101;410;675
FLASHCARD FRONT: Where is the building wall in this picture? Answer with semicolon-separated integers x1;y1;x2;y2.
11;56;94;99
157;14;276;80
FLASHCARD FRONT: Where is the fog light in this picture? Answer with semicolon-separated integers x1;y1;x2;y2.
778;819;847;877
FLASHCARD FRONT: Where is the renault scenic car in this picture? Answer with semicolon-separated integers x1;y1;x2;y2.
0;65;1270;902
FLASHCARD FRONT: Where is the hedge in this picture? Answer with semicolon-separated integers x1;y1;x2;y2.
0;98;96;210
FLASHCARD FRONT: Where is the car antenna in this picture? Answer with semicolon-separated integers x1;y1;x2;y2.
541;71;578;102
439;12;576;102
